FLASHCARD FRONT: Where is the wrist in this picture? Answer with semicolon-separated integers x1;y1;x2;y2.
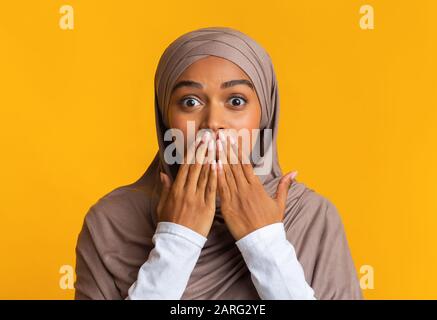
156;221;208;248
235;222;286;248
234;220;284;241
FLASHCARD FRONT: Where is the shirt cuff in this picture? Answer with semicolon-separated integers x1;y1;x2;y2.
155;221;208;249
127;221;207;299
235;222;286;252
234;222;315;300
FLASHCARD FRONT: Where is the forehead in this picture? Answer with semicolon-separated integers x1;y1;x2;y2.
177;56;251;82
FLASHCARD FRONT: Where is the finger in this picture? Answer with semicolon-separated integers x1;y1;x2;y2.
185;133;211;190
274;171;298;210
205;159;217;206
157;171;172;220
227;135;249;188
238;135;258;184
173;134;200;188
197;141;214;193
161;171;172;194
225;134;238;166
217;136;237;192
216;136;232;201
217;158;230;202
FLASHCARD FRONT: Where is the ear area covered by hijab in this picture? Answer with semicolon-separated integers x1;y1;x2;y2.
74;26;363;300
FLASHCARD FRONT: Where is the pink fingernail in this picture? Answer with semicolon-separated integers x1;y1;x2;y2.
195;136;202;146
217;159;223;170
218;130;225;142
230;136;236;145
289;171;298;180
202;131;211;143
208;139;214;151
211;159;217;170
217;139;223;152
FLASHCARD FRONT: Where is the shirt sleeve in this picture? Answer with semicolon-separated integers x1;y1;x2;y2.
235;222;316;300
126;221;207;300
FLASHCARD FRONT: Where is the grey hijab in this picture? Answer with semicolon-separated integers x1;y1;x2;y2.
74;26;363;299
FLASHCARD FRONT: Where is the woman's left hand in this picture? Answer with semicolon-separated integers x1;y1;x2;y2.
216;135;298;241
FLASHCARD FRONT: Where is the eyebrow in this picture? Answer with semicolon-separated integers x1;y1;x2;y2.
171;79;254;93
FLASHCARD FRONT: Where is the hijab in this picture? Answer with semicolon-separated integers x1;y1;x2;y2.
74;26;363;299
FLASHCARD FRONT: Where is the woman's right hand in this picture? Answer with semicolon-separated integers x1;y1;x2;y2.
157;132;217;238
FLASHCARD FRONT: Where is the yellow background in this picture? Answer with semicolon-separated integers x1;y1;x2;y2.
0;0;436;299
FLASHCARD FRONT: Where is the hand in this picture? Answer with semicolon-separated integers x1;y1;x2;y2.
157;132;217;238
216;134;297;241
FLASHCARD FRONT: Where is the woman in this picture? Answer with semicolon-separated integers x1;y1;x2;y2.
74;26;362;300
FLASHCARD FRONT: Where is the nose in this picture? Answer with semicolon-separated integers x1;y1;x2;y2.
198;102;227;138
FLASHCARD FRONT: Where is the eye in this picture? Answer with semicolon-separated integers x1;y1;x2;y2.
228;96;247;107
180;97;202;108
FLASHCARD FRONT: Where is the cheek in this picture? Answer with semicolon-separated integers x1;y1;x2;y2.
168;107;199;134
228;107;261;131
227;106;261;154
168;110;202;152
168;116;187;134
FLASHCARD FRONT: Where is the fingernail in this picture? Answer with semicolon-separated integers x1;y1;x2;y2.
195;132;204;146
218;159;223;170
218;130;225;142
289;171;298;180
208;139;214;151
202;131;211;143
230;136;236;145
159;172;165;183
195;136;202;146
211;159;217;170
217;139;223;152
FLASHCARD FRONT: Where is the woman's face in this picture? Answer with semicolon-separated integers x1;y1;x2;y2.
168;56;261;157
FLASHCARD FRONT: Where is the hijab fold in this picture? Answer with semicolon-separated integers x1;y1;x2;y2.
74;27;362;300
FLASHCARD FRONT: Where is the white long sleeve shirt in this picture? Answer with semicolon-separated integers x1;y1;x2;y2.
127;221;315;300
